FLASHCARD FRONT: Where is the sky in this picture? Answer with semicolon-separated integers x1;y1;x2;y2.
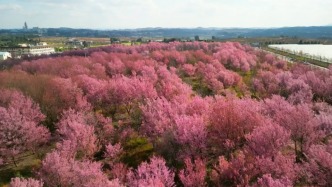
0;0;331;29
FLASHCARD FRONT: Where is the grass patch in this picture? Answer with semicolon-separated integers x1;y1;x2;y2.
0;153;41;186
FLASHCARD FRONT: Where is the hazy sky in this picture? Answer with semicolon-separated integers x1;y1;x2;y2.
0;0;331;29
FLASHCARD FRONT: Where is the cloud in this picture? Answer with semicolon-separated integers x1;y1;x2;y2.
0;0;331;28
0;4;22;11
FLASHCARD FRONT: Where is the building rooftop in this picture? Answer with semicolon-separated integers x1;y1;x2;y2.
0;46;53;49
0;52;10;55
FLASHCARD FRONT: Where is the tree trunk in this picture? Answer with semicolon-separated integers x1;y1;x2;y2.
12;156;17;167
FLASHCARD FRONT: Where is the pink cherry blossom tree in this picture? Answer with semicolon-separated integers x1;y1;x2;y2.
10;177;44;187
0;89;50;166
56;109;98;158
252;174;292;187
127;156;175;187
262;95;322;161
179;158;206;187
40;150;123;187
208;97;265;156
246;122;290;158
174;115;207;158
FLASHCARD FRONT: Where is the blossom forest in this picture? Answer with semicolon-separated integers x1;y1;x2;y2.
0;42;331;187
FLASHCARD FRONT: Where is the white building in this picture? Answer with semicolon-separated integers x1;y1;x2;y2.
38;42;48;46
0;46;55;58
0;52;12;61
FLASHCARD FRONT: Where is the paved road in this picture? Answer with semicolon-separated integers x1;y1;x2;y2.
259;48;329;71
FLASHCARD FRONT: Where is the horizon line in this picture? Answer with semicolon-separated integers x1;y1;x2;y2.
1;25;332;31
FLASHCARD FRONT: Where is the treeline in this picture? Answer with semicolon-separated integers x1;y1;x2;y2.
0;34;39;47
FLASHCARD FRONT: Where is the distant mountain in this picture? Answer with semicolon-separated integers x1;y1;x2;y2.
1;26;332;39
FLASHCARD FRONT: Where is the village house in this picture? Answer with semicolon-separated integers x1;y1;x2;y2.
0;52;12;61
